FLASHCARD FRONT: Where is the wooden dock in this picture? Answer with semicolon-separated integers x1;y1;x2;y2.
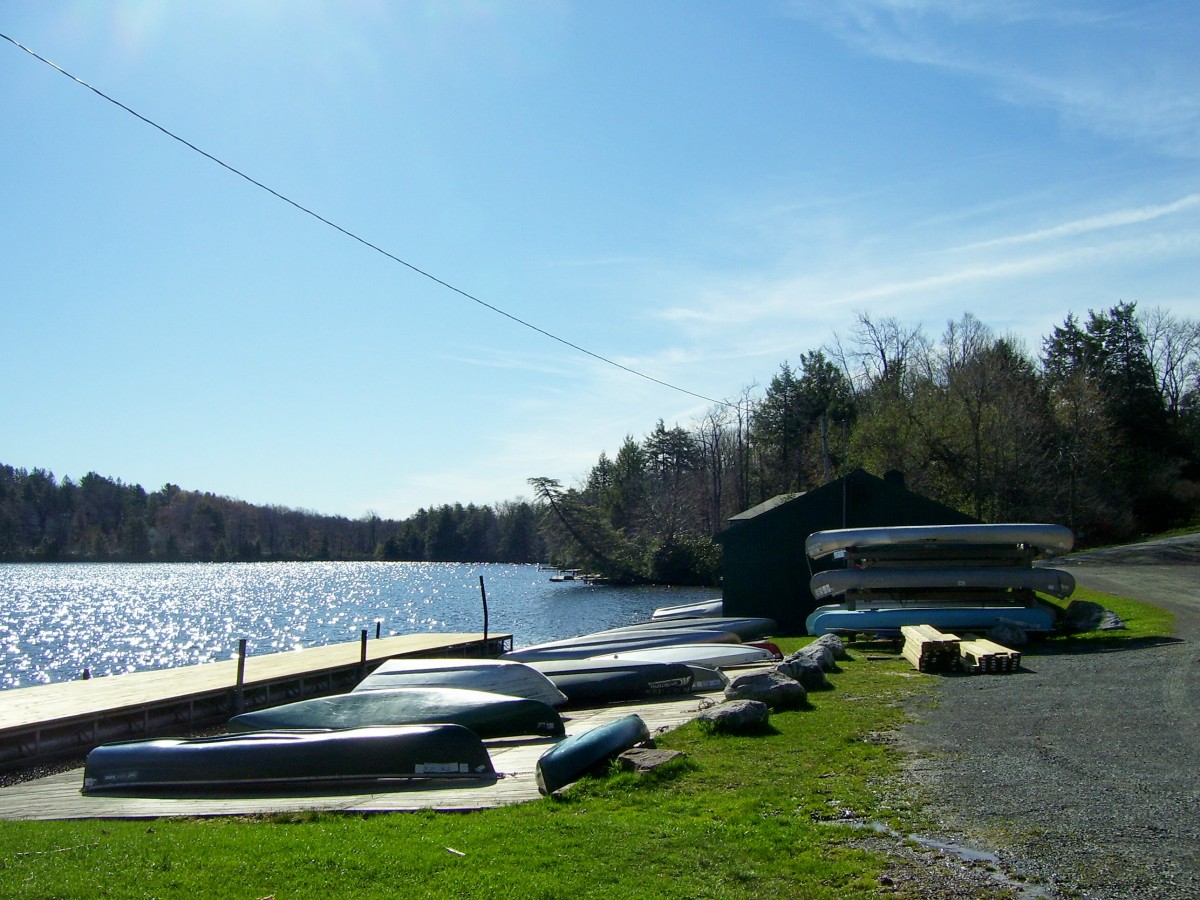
0;693;715;820
0;632;511;771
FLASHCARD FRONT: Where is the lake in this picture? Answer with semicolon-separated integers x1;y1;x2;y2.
0;562;721;691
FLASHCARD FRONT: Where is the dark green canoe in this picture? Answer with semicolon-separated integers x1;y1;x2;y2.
528;658;695;706
536;714;650;795
81;724;495;794
227;687;565;739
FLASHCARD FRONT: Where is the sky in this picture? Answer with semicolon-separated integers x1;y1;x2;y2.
2;1;1199;521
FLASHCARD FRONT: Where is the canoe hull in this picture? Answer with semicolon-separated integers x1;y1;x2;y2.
353;658;568;707
810;566;1076;600
805;603;1057;636
227;687;565;738
536;714;650;795
596;616;777;642
530;660;696;705
586;643;775;668
806;523;1075;559
502;628;741;663
82;724;495;794
651;599;723;620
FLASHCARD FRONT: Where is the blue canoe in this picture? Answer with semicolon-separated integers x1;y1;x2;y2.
805;602;1058;636
536;714;650;795
82;724;496;794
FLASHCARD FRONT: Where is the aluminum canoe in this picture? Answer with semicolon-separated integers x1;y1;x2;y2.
651;598;723;620
805;523;1075;559
82;724;495;794
501;628;741;663
227;687;565;739
353;658;568;707
810;566;1076;600
586;643;776;668
595;616;777;641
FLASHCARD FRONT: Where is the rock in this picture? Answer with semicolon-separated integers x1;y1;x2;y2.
988;621;1029;647
725;670;807;709
618;748;686;773
775;657;830;691
813;632;851;660
785;642;837;672
1063;599;1126;632
697;699;770;733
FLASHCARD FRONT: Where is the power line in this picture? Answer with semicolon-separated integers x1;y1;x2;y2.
1;31;733;410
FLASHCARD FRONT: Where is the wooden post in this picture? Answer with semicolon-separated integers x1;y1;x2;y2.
479;575;489;648
375;618;382;639
360;629;369;678
234;638;247;713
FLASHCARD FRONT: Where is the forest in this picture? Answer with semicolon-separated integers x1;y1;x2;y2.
2;303;1198;581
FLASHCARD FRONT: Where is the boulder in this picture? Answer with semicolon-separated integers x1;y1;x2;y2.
1063;599;1126;632
725;670;807;710
813;632;851;660
785;642;837;672
775;657;830;691
697;699;770;734
988;621;1029;648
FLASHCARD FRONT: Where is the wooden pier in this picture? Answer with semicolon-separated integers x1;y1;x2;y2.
0;631;511;772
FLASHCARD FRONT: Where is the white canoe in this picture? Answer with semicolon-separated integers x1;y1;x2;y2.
810;566;1076;600
805;523;1075;559
587;643;775;669
501;628;741;663
353;658;568;707
596;617;777;642
651;598;723;620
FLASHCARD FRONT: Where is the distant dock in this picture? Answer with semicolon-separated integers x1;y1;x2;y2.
0;631;512;772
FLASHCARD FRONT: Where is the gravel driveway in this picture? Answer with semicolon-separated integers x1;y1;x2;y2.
884;534;1200;898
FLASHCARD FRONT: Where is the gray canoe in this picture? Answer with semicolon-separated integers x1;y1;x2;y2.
805;523;1075;559
82;724;495;794
524;658;696;705
651;598;724;620
536;714;650;795
810;566;1076;600
595;616;777;642
353;658;568;707
501;628;741;663
586;643;776;668
227;687;565;739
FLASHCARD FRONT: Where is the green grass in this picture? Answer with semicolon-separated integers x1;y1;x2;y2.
0;590;1176;900
1042;586;1175;646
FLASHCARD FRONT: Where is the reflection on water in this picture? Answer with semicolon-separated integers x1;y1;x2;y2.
0;562;719;690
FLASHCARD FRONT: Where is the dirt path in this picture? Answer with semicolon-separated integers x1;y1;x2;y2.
895;535;1200;898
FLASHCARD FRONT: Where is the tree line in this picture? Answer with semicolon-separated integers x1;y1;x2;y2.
531;303;1200;582
0;469;546;564
5;302;1197;579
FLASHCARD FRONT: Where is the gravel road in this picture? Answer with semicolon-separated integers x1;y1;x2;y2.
881;534;1200;898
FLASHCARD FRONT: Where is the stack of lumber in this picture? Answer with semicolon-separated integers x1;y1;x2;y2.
900;625;962;673
958;638;1021;674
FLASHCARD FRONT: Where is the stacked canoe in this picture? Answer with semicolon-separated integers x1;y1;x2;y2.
805;522;1074;637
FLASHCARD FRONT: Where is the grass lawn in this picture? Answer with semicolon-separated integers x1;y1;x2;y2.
0;592;1174;899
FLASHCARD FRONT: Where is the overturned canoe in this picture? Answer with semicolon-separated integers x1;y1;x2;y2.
502;628;741;663
810;566;1076;600
82;724;495;794
651;598;723;620
805;523;1075;559
536;714;650;795
587;643;776;668
525;658;695;705
596;616;777;642
805;602;1058;636
227;687;565;739
353;658;568;707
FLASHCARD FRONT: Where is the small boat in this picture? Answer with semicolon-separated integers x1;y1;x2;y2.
686;664;729;692
352;658;568;707
804;602;1058;636
805;523;1075;559
525;658;696;705
596;616;778;642
651;598;723;620
810;566;1076;600
587;643;776;668
536;714;650;795
227;687;565;739
501;628;741;663
81;724;495;794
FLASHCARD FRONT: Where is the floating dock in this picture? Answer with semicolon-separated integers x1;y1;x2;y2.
0;632;511;772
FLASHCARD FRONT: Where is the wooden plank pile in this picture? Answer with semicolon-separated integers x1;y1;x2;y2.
958;638;1021;674
900;625;962;673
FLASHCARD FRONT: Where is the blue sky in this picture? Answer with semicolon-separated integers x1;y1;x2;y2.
3;1;1199;520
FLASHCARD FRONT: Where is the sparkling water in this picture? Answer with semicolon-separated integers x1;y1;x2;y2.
0;562;719;690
